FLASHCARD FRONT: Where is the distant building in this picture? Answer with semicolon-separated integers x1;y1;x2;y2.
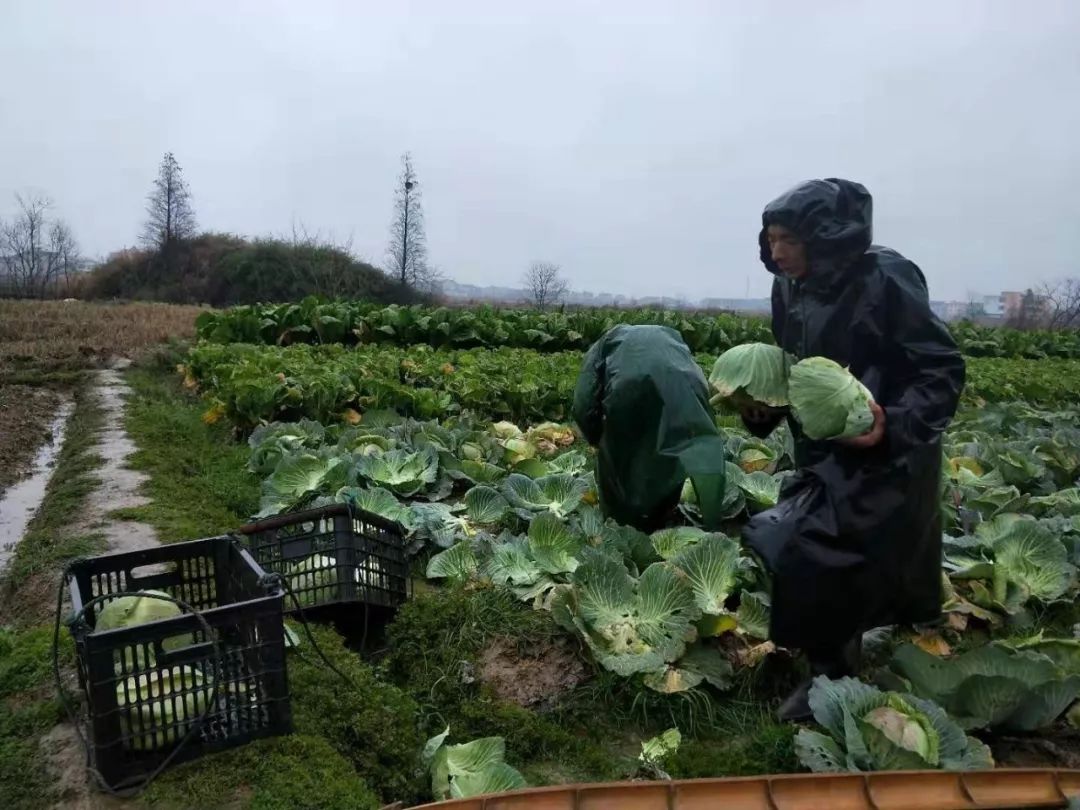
699;297;772;314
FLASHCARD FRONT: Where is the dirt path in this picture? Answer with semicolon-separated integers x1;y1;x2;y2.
80;364;159;555
42;363;159;810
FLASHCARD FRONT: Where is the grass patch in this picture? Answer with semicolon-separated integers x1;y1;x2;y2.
0;625;76;810
118;366;259;541
1;383;106;620
143;734;381;810
383;586;637;783
665;717;797;778
289;625;425;806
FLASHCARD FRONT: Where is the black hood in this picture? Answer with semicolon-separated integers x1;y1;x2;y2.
758;178;873;280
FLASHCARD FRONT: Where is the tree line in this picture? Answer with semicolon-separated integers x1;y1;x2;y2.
0;149;574;309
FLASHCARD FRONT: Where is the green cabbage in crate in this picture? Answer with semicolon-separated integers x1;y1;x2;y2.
96;590;194;672
788;356;875;440
117;665;211;751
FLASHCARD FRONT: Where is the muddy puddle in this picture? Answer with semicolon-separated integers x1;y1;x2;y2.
0;400;73;573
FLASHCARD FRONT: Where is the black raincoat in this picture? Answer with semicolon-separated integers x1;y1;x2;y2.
572;324;728;532
743;179;966;653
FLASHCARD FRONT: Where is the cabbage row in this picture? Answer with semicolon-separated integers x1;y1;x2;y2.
194;298;772;354
194;297;1080;359
236;393;1080;775
182;342;1080;431
184;325;1080;777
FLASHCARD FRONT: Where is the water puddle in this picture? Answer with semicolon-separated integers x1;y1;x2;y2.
0;400;74;574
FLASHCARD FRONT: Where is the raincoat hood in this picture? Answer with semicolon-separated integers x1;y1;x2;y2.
758;178;873;281
743;211;965;652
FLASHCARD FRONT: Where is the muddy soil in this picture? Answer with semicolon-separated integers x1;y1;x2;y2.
0;401;72;573
0;384;63;496
477;636;588;711
991;728;1080;769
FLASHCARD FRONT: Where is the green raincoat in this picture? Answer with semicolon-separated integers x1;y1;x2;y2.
571;325;727;531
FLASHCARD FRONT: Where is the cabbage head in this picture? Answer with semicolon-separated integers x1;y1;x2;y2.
795;676;993;773
788;356;875;440
117;665;211;751
708;343;789;408
353;447;439;497
288;554;339;606
96;590;192;672
863;699;937;762
97;590;182;632
424;727;527;801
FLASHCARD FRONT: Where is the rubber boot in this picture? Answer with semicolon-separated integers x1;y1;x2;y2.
776;634;863;723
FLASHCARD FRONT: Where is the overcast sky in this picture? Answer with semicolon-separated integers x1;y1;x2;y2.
2;1;1078;301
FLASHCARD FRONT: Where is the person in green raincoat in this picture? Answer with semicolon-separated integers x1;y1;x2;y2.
571;324;727;532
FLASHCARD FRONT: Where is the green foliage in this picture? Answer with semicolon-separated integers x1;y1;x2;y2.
383;586;556;698
0;625;72;697
962;357;1080;409
890;642;1080;732
665;719;797;778
197;300;1080;360
561;554;699;677
381;586;624;778
84;237;424;308
143;734;381;810
118;368;260;541
0;626;74;810
289;625;425;805
198;300;773;353
186;337;1080;434
184;342;580;427
0;700;62;810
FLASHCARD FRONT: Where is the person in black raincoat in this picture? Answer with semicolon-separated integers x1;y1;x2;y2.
741;178;966;721
572;324;728;532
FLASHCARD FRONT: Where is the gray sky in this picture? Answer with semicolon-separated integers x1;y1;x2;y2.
2;1;1078;301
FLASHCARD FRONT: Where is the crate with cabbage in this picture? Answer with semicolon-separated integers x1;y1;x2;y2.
709;342;875;440
94;591;254;752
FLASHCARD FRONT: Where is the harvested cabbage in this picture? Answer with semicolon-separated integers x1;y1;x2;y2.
117;665;211;751
97;590;181;632
788;356;875;440
708;343;789;408
288;554;339;605
96;590;193;672
355;556;384;587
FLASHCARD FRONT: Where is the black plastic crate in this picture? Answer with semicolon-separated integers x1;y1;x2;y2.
66;536;292;791
239;503;412;613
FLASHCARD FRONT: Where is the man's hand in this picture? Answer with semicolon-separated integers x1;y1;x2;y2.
841;401;886;449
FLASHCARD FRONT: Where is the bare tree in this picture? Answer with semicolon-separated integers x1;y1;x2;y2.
523;261;568;310
385;152;434;290
142;152;196;252
963;291;986;321
1039;279;1080;330
0;193;81;298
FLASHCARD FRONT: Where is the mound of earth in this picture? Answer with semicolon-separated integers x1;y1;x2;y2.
477;636;587;711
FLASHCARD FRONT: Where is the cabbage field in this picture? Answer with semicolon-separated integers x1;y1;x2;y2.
162;303;1080;799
